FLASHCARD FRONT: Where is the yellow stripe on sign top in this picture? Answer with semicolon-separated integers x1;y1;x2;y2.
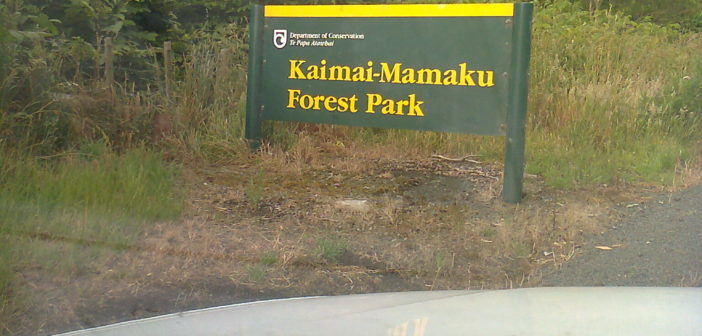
264;4;514;18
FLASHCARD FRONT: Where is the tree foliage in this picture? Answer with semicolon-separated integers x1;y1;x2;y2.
580;0;702;32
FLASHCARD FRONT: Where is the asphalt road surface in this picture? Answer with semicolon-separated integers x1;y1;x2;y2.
541;185;702;287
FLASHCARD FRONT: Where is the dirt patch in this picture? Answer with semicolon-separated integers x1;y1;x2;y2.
71;279;293;327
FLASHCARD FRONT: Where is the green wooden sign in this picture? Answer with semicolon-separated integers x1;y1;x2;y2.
246;3;533;203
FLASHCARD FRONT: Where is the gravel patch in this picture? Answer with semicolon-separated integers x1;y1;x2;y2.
541;185;702;287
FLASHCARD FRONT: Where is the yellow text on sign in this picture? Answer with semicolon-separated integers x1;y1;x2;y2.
286;89;359;112
286;89;424;117
288;60;496;88
366;94;424;116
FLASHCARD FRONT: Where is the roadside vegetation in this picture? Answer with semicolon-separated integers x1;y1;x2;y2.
1;0;701;334
0;146;182;331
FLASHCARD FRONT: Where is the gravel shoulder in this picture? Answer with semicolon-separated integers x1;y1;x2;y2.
541;184;702;287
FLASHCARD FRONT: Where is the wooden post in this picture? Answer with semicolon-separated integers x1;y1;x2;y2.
245;3;264;150
163;41;172;99
104;37;114;87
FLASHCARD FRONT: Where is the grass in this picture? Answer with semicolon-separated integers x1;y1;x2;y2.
260;251;279;267
526;132;692;188
246;264;268;283
314;236;347;263
0;144;182;329
246;251;280;283
480;227;497;239
245;171;266;210
0;145;181;233
522;2;701;187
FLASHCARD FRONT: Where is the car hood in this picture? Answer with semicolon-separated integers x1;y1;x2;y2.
55;287;702;336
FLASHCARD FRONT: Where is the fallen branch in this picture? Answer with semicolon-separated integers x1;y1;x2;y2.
431;154;482;164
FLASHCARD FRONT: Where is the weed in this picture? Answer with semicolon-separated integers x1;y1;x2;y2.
314;237;347;263
260;251;279;267
246;264;267;283
512;242;532;259
434;251;448;272
480;227;497;239
245;171;265;210
263;120;298;151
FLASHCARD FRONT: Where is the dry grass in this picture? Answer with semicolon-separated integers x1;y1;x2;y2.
150;146;617;292
9;139;693;335
680;272;702;287
670;147;702;190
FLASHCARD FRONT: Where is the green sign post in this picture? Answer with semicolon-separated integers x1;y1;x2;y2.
246;3;533;203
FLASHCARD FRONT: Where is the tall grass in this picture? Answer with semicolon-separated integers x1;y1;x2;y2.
170;25;250;163
524;2;701;187
0;144;182;328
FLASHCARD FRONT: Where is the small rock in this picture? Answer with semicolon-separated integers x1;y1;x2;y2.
335;199;371;212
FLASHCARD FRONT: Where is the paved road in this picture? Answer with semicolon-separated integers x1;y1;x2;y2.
541;185;702;287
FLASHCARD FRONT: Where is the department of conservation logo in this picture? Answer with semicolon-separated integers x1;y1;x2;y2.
273;29;287;49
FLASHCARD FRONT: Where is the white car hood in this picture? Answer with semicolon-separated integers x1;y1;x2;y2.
55;287;702;336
